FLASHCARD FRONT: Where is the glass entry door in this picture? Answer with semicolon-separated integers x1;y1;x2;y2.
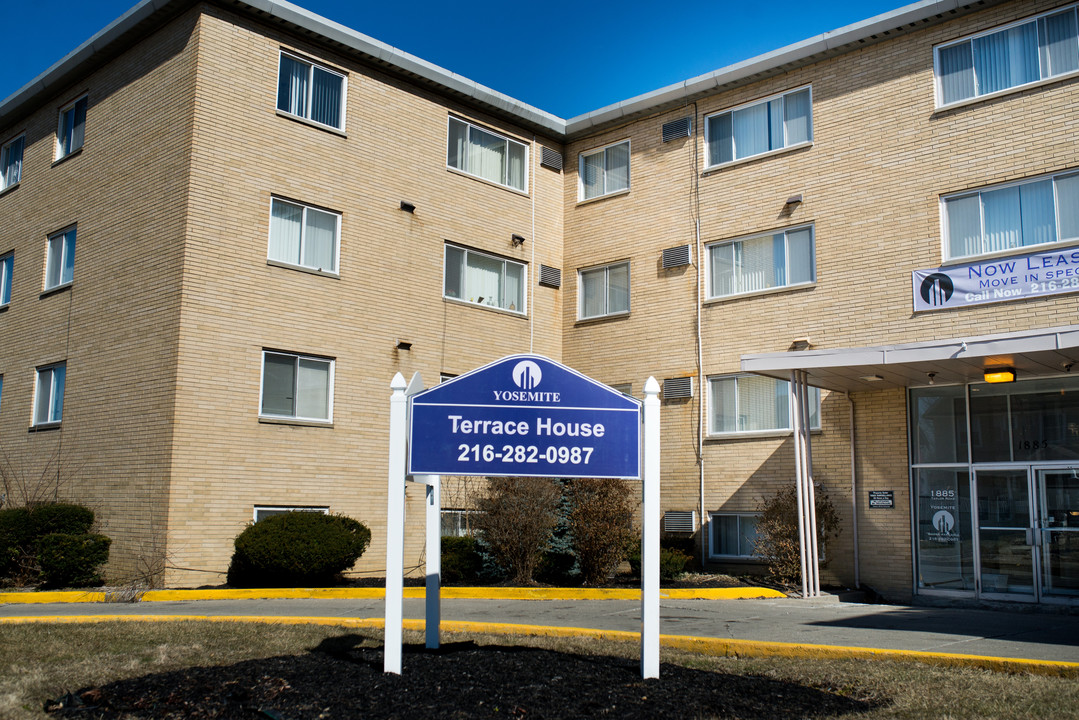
974;469;1036;599
1037;469;1079;600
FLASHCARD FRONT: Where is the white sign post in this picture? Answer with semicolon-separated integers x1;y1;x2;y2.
383;356;661;680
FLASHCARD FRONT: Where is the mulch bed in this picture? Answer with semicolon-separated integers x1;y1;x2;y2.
46;636;875;719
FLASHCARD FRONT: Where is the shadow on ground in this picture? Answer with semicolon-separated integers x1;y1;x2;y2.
46;634;881;719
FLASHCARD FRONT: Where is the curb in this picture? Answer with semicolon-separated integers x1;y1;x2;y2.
0;586;786;604
2;614;1075;678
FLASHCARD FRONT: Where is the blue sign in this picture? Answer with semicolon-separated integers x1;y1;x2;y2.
408;355;641;479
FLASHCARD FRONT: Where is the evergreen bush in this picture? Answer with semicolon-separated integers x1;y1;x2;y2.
440;535;483;584
37;533;111;588
226;512;371;587
29;503;94;537
629;545;691;580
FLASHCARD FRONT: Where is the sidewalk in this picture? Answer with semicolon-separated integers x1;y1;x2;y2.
2;588;1077;674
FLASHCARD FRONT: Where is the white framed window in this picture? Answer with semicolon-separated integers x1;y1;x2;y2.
33;362;66;427
254;505;329;522
277;51;347;131
578;261;630;319
943;169;1079;260
447;117;528;192
1;134;24;190
260;350;334;423
707;224;814;299
0;252;11;306
268;197;340;273
56;96;87;160
708;374;820;435
705;86;812;168
579;140;630;201
441;509;480;537
935;5;1079;107
443;244;526;314
709;513;759;559
44;226;76;291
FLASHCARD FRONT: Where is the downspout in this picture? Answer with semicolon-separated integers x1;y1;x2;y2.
847;391;860;589
692;102;706;564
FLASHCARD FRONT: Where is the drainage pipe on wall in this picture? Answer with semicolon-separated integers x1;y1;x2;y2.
847;392;860;589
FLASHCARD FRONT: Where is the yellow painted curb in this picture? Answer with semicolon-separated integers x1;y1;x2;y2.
1;586;785;604
1;614;1075;678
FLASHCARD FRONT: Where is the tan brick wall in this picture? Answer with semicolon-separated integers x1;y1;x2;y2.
163;6;565;585
0;10;200;582
562;0;1076;598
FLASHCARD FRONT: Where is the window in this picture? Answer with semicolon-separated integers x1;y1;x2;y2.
268;198;340;273
579;261;629;319
254;506;328;522
444;244;526;313
1;135;24;190
705;87;812;167
441;509;480;537
707;225;814;298
943;170;1079;260
709;514;759;558
277;52;346;130
935;6;1079;106
260;351;334;423
447;118;528;192
708;374;820;435
33;362;66;426
44;227;75;291
579;140;630;201
0;253;11;305
56;96;87;160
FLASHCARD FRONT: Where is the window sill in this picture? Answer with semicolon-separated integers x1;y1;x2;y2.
275;110;347;137
575;187;630;207
706;428;821;441
939;238;1079;267
446;166;529;197
267;259;340;278
29;422;61;432
703;281;815;305
934;70;1079;114
259;416;334;428
574;310;630;325
706;556;762;564
40;282;72;299
51;147;83;167
0;182;19;198
443;296;526;318
702;141;813;176
0;303;8;313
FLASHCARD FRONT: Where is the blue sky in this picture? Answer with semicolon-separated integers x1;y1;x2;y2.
4;0;907;119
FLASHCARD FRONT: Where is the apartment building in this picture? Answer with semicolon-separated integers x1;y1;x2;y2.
0;0;1076;605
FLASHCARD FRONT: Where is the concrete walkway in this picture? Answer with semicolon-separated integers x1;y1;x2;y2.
2;589;1077;672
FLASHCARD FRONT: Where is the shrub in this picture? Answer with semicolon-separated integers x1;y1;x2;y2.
474;477;560;585
29;504;94;537
628;545;691;581
0;508;33;578
568;478;636;585
227;512;371;588
441;535;482;584
37;533;111;588
753;482;841;585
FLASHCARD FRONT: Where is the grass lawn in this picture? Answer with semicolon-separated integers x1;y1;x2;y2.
1;621;1076;719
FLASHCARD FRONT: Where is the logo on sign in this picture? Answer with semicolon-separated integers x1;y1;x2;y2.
919;273;954;307
512;361;542;390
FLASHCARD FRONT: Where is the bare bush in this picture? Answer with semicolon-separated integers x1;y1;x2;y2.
753;482;841;586
568;478;636;585
474;477;560;585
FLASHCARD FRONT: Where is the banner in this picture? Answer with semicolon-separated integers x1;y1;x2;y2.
912;246;1079;312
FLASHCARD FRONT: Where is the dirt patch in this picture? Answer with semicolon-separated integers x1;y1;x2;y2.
46;636;874;719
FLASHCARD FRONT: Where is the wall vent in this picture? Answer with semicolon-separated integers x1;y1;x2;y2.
662;117;692;142
540;146;563;171
539;264;561;288
663;510;697;533
662;244;691;268
663;376;693;399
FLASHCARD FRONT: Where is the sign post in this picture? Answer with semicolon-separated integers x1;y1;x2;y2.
384;354;659;679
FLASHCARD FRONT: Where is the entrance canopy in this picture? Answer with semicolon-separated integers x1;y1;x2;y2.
741;324;1079;392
